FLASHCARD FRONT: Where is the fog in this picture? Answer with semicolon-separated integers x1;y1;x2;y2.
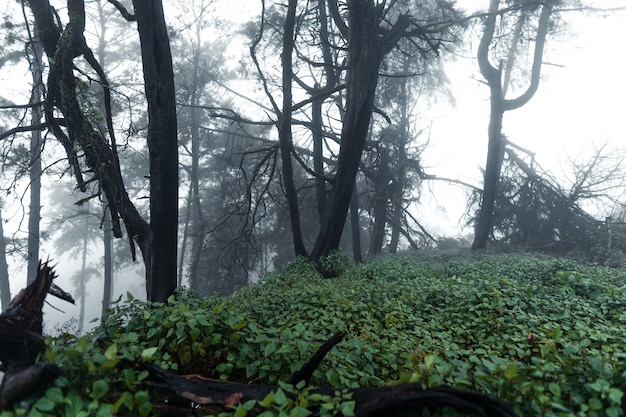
1;0;625;333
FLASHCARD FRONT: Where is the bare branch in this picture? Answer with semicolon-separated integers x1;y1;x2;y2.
107;0;136;21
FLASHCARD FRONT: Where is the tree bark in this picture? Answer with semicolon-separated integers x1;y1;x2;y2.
27;29;44;286
188;23;206;289
26;0;153;297
102;197;113;322
0;210;11;311
368;146;389;256
350;186;363;263
472;0;553;249
78;214;89;335
279;0;308;257
312;0;338;224
132;0;179;301
310;1;410;269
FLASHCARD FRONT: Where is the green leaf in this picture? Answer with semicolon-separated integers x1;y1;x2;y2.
114;392;133;412
548;382;561;398
274;388;288;406
340;400;356;417
608;388;623;405
141;347;158;361
45;387;64;403
95;403;114;417
588;397;603;411
503;361;517;379
104;343;118;360
607;406;621;417
265;342;277;357
289;406;312;417
91;380;109;401
261;392;275;408
34;397;56;412
138;400;152;417
27;408;43;417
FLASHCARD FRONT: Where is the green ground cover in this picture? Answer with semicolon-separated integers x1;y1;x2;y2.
3;251;626;416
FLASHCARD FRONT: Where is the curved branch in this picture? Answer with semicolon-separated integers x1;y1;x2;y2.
503;3;553;110
477;0;500;84
107;0;136;21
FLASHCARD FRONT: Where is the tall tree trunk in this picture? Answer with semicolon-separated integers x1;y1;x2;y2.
350;186;363;263
132;0;179;301
279;0;308;257
188;26;206;289
27;27;44;285
368;146;389;256
94;1;113;320
389;57;411;254
0;209;11;311
101;196;113;322
78;215;89;335
472;0;552;249
472;76;505;249
178;185;192;287
310;1;410;269
312;97;327;224
27;0;153;300
312;0;338;224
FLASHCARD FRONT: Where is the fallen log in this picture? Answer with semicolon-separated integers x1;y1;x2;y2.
139;333;519;417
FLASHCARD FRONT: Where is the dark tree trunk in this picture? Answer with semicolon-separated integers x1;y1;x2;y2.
27;0;153;297
472;0;552;249
188;25;206;288
472;75;505;249
368;146;389;256
279;0;308;257
179;186;192;287
312;97;327;224
389;57;410;254
310;1;410;269
102;200;113;322
132;0;179;301
350;186;363;263
93;3;113;320
312;0;338;224
78;215;89;335
0;210;11;311
27;33;43;286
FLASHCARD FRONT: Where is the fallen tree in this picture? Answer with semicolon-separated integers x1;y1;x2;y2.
0;263;72;409
0;265;518;416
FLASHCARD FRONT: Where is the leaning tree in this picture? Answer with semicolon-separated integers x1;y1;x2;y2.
26;0;178;301
471;0;560;249
264;0;462;273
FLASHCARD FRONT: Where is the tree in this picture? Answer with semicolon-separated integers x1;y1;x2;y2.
471;0;556;249
243;0;460;271
309;0;457;268
26;0;177;302
476;140;626;262
26;22;44;286
131;0;179;301
0;209;11;310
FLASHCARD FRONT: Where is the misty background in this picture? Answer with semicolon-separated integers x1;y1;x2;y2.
0;0;625;333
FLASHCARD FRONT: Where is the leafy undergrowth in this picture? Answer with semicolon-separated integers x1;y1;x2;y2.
3;251;626;417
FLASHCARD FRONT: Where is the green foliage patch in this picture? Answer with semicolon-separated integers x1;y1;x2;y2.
2;251;626;416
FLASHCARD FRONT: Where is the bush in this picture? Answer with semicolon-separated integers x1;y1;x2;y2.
2;251;626;416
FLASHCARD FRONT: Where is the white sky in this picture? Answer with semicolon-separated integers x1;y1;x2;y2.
420;5;626;236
